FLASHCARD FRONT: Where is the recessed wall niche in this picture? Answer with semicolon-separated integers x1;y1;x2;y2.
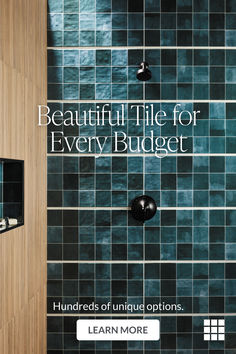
0;158;24;233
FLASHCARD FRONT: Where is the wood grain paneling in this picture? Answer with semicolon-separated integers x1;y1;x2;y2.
0;0;47;353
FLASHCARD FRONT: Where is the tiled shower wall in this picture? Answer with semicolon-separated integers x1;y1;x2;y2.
48;0;236;352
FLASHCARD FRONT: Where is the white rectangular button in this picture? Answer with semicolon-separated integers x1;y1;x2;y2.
77;320;160;341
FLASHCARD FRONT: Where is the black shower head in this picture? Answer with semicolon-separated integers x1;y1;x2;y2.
136;61;152;81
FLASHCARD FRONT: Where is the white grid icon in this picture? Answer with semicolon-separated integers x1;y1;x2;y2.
204;319;225;341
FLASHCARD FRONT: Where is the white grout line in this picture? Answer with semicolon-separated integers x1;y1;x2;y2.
47;99;236;103
47;153;236;157
47;206;129;210
47;313;236;317
47;206;236;210
47;260;236;264
47;46;236;50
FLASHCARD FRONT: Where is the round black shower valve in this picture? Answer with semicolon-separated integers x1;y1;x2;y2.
131;195;157;222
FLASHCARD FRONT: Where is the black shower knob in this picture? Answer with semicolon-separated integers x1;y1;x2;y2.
131;195;157;222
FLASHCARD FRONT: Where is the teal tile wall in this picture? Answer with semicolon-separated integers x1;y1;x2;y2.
47;209;236;261
48;156;236;208
47;262;236;314
48;0;236;47
47;102;236;155
48;49;236;100
47;0;236;352
48;315;236;353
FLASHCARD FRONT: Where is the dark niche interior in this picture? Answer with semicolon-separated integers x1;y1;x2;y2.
0;158;24;233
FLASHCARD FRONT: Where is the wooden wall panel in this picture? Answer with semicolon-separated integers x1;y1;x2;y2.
0;0;47;352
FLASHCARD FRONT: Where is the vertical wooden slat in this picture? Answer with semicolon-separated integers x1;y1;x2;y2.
0;0;47;352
